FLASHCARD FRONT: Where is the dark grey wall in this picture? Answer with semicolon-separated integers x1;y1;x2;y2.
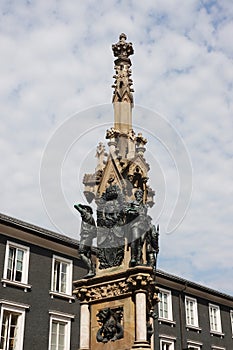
0;232;85;350
154;285;233;350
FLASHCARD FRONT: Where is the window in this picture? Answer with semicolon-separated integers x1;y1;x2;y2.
185;297;199;327
51;256;73;296
48;311;74;350
0;300;29;350
209;304;222;333
1;310;19;350
2;242;30;290
158;289;173;321
188;347;200;350
160;338;175;350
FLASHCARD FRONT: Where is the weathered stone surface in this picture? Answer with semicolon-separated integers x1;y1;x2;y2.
74;266;158;350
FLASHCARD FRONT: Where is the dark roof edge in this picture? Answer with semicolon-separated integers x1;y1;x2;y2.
157;269;233;301
0;212;79;248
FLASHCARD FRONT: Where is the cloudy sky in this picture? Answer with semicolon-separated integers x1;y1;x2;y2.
1;0;233;294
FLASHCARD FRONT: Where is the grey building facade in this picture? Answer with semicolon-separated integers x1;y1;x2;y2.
0;213;86;350
0;212;232;350
154;271;233;350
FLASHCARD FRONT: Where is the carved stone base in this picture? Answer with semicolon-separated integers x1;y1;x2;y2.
73;266;159;350
131;340;151;349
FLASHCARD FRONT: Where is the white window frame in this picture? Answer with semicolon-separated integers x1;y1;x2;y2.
48;311;74;350
1;241;31;291
209;303;222;333
0;300;29;350
187;340;202;350
160;337;175;350
158;289;173;322
50;255;73;298
185;296;199;328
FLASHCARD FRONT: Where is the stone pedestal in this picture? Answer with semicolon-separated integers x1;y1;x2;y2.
73;266;159;350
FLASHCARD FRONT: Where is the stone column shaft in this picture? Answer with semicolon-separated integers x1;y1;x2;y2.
132;290;151;349
114;101;132;133
79;303;90;350
135;291;147;342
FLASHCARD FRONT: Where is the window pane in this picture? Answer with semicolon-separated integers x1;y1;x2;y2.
7;268;13;280
61;263;67;274
8;248;14;259
50;321;66;350
61;277;67;293
159;292;169;319
0;311;9;349
7;248;15;280
58;323;65;348
163;294;168;318
0;311;19;350
60;263;67;293
59;334;65;346
53;261;60;292
51;322;58;349
15;270;22;282
16;260;23;272
52;322;57;334
17;249;24;262
59;323;65;336
51;333;57;346
8;248;14;268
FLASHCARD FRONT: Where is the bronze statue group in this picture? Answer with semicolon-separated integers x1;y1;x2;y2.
74;188;159;278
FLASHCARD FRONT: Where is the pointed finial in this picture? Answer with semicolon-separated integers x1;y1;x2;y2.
119;33;127;40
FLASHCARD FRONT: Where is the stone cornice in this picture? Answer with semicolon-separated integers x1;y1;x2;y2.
73;266;159;304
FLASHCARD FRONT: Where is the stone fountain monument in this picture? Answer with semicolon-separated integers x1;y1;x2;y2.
73;34;160;350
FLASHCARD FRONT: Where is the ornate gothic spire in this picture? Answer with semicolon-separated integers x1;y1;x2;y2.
112;33;134;104
83;34;154;209
111;34;134;133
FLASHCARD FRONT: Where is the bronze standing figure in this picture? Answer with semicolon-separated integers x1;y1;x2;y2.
74;203;97;278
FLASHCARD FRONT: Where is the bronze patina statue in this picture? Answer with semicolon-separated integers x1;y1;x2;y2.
125;189;150;266
74;203;97;278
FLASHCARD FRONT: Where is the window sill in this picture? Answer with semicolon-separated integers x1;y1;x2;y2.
49;291;75;303
210;330;225;338
158;318;176;327
186;325;202;333
1;278;31;292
